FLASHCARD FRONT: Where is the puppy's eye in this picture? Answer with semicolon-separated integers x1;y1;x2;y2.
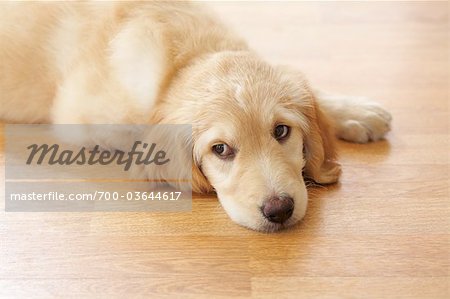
212;143;234;159
274;125;290;141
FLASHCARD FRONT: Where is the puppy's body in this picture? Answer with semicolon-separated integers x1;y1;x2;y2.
0;2;245;123
0;2;391;231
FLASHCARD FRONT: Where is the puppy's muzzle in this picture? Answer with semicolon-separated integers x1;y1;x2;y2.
262;196;294;223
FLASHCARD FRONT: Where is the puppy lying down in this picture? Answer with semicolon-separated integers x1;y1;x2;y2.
0;2;391;231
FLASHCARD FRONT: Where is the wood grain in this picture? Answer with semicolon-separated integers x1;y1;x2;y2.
0;2;449;298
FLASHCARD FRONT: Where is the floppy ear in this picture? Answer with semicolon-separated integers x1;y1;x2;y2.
192;162;213;193
302;94;341;184
276;65;341;184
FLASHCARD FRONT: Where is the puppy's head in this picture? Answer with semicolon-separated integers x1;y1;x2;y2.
163;52;340;231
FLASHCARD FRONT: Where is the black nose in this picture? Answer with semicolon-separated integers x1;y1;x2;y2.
262;196;294;223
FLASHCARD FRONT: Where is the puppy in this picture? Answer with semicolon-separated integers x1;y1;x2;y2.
0;2;391;231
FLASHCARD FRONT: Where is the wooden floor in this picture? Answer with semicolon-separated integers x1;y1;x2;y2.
1;2;449;298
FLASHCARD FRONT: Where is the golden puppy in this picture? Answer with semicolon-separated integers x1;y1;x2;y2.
0;2;391;231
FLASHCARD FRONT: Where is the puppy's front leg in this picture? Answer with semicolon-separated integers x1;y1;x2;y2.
315;91;392;143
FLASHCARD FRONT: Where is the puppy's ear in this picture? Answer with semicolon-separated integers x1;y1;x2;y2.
276;65;341;184
302;97;341;184
192;162;213;193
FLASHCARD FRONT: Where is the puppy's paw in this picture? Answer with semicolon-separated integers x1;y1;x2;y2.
336;98;392;143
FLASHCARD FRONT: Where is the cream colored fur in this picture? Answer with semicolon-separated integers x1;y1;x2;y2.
0;2;391;231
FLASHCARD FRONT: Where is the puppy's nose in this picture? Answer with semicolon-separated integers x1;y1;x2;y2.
262;196;294;223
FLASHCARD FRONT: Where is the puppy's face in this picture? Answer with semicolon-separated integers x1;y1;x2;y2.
196;98;308;231
164;52;340;231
